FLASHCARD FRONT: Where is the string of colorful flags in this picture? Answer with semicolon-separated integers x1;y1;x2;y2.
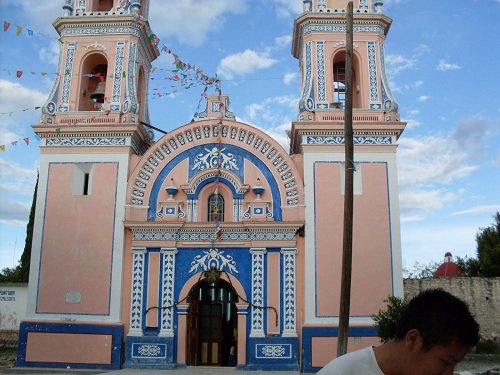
1;15;223;151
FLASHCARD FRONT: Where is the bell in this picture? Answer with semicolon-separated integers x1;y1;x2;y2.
90;80;106;103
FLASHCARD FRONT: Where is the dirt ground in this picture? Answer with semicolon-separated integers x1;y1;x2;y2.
1;347;499;374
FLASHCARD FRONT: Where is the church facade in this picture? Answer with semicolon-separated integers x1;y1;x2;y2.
17;0;405;372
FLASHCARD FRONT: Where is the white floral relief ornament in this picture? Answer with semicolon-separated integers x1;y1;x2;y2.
189;248;238;274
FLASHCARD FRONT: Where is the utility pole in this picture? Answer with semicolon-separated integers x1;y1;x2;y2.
337;0;354;358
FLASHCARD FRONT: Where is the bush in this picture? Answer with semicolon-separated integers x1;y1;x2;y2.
372;296;408;343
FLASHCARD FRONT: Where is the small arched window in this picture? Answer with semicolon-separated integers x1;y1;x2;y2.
208;194;224;222
333;61;346;105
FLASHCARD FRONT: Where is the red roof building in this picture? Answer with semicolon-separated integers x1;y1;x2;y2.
434;252;464;278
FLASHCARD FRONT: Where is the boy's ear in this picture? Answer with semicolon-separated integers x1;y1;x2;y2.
404;329;423;351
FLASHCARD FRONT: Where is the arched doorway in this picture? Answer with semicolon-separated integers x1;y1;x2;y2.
186;278;238;367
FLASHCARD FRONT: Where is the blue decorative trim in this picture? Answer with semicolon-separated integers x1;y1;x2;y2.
132;227;297;242
111;41;125;111
306;135;392;145
124;42;138;114
303;24;385;37
124;336;175;369
299;42;314;112
246;336;299;371
316;41;326;103
367;42;380;105
301;326;378;373
148;144;283;221
379;43;399;112
45;137;127;147
282;249;297;334
17;322;123;370
250;248;266;336
59;42;76;112
187;175;244;200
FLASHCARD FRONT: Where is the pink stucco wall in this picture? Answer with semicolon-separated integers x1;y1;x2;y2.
311;336;380;368
25;332;112;364
37;163;117;314
315;162;392;317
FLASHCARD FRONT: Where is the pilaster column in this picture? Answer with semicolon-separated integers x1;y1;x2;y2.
159;247;177;337
249;248;266;337
281;247;298;337
236;303;249;366
176;303;188;365
128;247;147;336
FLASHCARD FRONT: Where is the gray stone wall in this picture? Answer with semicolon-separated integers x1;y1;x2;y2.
404;277;500;337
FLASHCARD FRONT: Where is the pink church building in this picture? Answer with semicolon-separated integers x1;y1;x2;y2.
17;0;405;371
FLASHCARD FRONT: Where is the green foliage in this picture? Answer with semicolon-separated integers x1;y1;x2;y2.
475;212;500;277
455;256;482;277
0;173;37;283
372;296;408;343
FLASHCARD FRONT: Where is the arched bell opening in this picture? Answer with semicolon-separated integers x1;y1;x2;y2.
89;0;114;12
332;50;362;108
78;54;108;111
186;277;238;367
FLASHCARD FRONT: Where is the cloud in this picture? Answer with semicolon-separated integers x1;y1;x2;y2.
385;54;417;76
217;49;277;79
274;35;292;48
412;44;431;57
270;0;302;18
240;95;298;150
399;188;458;213
0;158;37;225
437;59;461;71
0;80;47;115
0;80;47;142
38;40;60;66
452;117;490;161
398;135;478;187
0;193;31;225
452;205;500;216
0;0;60;35
417;95;430;102
283;72;298;86
149;0;246;46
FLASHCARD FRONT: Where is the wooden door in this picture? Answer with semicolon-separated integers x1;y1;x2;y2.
198;303;223;366
186;296;199;365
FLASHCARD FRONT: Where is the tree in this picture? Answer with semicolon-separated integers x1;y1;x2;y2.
372;296;408;343
475;212;500;277
0;173;38;283
403;261;440;279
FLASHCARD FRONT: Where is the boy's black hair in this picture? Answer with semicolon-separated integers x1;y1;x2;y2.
395;288;479;350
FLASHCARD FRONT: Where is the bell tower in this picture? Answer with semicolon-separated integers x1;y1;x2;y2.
18;0;159;370
291;0;406;369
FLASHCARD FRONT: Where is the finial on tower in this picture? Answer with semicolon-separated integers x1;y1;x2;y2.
374;0;383;13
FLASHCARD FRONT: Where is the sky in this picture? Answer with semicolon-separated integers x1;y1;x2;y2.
0;0;499;275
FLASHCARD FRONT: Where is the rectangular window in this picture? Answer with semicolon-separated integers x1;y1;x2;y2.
83;173;90;195
72;164;93;196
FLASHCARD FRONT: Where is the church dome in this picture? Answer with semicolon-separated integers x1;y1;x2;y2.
434;252;463;278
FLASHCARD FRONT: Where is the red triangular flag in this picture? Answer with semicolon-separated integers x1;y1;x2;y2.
16;71;23;78
23;137;29;145
3;22;10;32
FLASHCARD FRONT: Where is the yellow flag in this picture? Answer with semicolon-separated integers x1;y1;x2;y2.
16;26;22;36
0;145;5;151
